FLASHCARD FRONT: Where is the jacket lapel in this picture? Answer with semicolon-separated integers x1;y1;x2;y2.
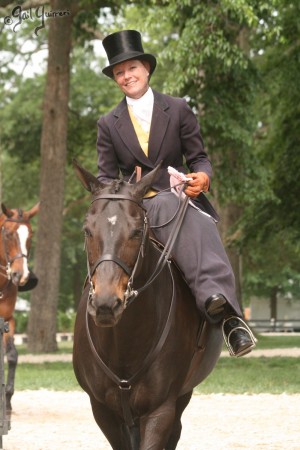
148;91;170;163
114;98;154;168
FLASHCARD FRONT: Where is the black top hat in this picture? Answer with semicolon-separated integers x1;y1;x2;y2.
102;30;157;79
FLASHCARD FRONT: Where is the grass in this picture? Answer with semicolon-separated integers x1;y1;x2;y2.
7;334;300;394
12;357;300;394
251;333;300;349
14;362;80;391
196;357;300;394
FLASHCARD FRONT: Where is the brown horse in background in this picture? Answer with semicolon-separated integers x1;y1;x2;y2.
0;202;39;424
73;161;223;450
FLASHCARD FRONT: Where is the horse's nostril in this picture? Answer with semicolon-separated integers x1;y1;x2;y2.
97;304;111;315
97;297;122;316
11;272;21;283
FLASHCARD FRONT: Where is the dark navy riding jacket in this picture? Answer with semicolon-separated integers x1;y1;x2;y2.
96;89;219;221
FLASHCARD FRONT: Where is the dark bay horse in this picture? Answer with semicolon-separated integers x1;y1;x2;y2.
0;202;39;422
73;161;223;450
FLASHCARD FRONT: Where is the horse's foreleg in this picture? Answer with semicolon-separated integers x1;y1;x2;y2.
165;391;193;450
122;423;140;450
90;395;133;450
5;334;18;417
139;401;176;450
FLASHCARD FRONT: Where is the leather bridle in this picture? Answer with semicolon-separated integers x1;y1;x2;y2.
86;193;149;307
86;192;189;307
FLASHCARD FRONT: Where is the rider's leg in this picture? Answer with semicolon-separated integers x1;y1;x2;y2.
143;192;256;357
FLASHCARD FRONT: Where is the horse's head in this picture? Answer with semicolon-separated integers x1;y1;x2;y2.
74;160;161;327
0;203;39;286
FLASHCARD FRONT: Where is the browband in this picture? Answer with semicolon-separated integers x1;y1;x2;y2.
91;194;144;208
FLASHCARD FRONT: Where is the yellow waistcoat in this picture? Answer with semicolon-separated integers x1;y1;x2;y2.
128;106;157;198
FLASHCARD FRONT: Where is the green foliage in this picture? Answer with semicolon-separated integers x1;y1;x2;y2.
14;310;76;333
1;75;44;163
139;1;263;206
237;0;300;299
57;310;76;332
14;311;29;334
262;1;300;231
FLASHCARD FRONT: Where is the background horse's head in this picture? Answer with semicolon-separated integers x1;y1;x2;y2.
74;160;161;327
0;203;39;287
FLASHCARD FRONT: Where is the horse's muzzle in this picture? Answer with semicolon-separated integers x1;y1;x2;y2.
11;270;29;287
88;294;124;327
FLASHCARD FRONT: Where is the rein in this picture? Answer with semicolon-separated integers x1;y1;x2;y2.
125;194;189;304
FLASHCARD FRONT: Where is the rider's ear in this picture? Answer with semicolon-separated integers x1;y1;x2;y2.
73;159;104;193
133;161;163;199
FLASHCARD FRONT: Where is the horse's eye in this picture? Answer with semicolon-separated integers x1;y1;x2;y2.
84;228;92;238
3;230;13;240
130;229;143;240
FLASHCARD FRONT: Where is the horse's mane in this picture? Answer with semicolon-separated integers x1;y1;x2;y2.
109;179;125;194
95;179;127;196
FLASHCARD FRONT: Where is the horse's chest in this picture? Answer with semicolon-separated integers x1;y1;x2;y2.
98;379;168;416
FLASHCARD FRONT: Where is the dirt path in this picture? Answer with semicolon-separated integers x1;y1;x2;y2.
2;390;300;450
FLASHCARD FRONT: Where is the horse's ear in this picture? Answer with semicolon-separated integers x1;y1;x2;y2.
73;159;103;193
133;161;163;199
27;202;40;219
1;203;14;218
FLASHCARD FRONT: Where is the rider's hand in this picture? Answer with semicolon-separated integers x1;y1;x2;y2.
184;172;210;198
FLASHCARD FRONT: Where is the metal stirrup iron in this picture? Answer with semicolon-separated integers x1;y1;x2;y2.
222;316;257;356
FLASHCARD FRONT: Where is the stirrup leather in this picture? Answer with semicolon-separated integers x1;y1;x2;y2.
222;316;257;356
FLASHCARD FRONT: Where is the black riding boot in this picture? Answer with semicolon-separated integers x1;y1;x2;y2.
205;294;257;357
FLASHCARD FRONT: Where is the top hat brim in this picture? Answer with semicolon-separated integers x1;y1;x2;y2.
102;52;157;79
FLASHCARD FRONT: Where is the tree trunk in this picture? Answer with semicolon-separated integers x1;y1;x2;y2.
27;0;74;352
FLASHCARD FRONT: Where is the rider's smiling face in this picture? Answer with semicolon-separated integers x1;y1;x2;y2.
112;59;150;99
